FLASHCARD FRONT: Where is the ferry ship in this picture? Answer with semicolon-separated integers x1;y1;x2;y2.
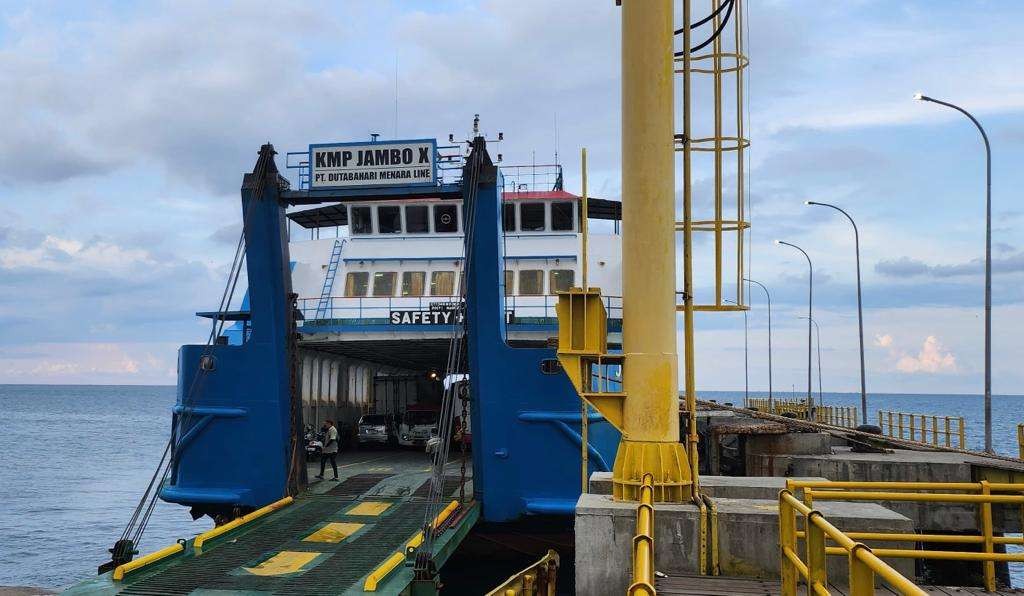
65;2;1024;595
277;149;624;441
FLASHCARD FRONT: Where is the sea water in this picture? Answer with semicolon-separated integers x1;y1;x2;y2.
1;384;1022;590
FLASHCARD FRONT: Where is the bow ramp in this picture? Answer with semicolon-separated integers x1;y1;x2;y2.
67;452;477;595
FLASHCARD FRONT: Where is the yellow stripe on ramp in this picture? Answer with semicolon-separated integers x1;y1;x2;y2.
303;522;365;543
243;551;320;576
346;501;392;516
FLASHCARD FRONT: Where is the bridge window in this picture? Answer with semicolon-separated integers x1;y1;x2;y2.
434;204;458;233
431;271;455;296
378;205;401;234
549;269;575;293
372;271;397;296
405;205;429;233
518;270;544;295
504;270;514;296
344;272;368;297
351;206;372;235
401;271;426;296
520;203;545;231
503;203;517;232
551;201;574;231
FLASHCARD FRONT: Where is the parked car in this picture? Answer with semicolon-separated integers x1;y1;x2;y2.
357;414;396;448
398;405;440;448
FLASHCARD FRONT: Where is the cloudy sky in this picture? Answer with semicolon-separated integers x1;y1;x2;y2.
0;1;1021;395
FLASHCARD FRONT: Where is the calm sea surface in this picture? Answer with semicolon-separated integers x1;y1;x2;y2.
1;385;1023;589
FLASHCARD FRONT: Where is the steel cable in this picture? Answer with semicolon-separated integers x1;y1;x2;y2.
420;142;484;557
114;148;274;558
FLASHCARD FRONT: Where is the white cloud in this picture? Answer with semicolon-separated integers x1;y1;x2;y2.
874;334;893;348
893;335;957;374
0;233;156;272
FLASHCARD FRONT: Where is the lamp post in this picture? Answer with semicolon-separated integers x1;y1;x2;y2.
744;278;773;409
776;240;814;409
799;316;823;408
725;298;748;406
807;201;867;424
914;93;993;453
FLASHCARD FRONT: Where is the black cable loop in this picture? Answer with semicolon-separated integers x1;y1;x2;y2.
674;0;732;34
675;0;735;57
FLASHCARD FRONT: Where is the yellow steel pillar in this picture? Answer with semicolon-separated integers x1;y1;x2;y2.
613;0;691;502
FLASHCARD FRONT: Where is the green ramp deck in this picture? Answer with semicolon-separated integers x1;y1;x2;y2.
66;453;476;596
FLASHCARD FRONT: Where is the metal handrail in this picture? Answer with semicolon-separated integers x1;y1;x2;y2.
1017;423;1023;459
779;490;926;596
814;406;858;429
485;549;559;596
786;479;1024;592
877;410;966;448
627;473;655;596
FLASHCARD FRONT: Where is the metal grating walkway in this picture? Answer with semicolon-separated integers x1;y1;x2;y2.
117;471;468;596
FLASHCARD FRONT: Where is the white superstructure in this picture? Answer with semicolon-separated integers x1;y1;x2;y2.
288;189;622;332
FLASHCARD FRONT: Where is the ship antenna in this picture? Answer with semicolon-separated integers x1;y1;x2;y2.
394;53;399;138
554;112;559;166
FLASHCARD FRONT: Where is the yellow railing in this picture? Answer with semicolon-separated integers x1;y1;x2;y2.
746;398;811;419
786;479;1024;592
779;490;925;596
1018;424;1024;459
193;495;293;550
113;495;294;581
627;474;655;596
877;410;965;448
363;499;461;591
112;542;185;581
485;549;559;596
814;406;858;429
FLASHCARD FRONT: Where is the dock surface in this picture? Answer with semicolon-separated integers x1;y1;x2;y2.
66;449;475;595
657;574;1024;595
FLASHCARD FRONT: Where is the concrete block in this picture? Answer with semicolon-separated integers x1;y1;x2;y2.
746;432;832;456
714;498;916;581
744;448;1023;533
574;493;702;596
589;471;613;495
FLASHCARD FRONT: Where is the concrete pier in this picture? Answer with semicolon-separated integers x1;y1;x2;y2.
747;445;1024;533
576;473;914;594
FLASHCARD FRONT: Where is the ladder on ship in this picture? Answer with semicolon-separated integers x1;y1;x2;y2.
315;239;345;320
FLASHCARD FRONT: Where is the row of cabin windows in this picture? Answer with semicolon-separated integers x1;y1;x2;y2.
506;269;575;295
343;269;576;298
345;271;462;298
348;201;576;236
503;201;574;232
350;204;459;235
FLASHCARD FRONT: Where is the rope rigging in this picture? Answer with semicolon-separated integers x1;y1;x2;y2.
417;136;485;569
100;146;278;573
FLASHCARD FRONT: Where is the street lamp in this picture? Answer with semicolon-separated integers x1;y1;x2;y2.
807;200;867;424
799;316;823;408
744;278;773;409
776;240;814;409
725;298;748;405
914;92;993;453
